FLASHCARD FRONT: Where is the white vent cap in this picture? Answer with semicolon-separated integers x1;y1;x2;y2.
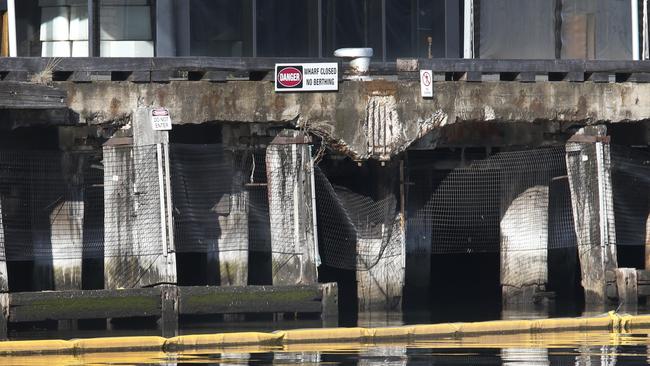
333;48;374;58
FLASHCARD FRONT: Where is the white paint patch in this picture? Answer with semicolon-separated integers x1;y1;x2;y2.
484;105;496;121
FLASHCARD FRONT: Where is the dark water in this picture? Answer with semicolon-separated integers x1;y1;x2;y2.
3;331;650;365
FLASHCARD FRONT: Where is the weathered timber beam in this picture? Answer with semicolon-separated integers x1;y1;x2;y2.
9;288;162;322
0;82;66;109
178;285;325;315
4;58;650;81
8;284;338;323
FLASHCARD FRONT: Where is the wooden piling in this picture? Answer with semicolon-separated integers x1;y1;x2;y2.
158;284;179;338
266;131;318;285
565;126;618;304
615;268;638;309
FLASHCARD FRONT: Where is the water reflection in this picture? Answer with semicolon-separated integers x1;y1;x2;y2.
2;331;650;365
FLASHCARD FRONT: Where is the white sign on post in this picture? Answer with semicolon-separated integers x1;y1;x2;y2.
275;63;339;92
420;70;433;98
150;108;172;131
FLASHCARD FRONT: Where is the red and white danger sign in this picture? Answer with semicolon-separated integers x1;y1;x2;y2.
420;70;433;98
275;63;338;92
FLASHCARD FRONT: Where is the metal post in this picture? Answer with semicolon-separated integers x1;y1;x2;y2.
463;0;473;58
164;143;174;252
157;143;168;257
643;0;650;60
7;0;16;57
634;0;640;60
309;145;321;268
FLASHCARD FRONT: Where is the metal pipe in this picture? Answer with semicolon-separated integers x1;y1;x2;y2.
157;143;169;257
7;0;16;57
463;0;473;59
642;0;650;60
633;0;640;60
164;143;175;252
309;145;321;269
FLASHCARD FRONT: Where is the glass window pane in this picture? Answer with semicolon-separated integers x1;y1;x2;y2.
99;0;153;57
322;0;382;58
15;0;88;57
256;0;318;57
386;0;447;59
561;0;632;60
479;0;555;59
189;0;251;57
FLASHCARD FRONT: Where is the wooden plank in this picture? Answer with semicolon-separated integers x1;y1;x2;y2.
0;294;6;340
0;57;642;75
589;72;610;83
178;285;323;315
129;71;151;83
9;288;162;322
158;285;179;338
567;71;585;82
616;268;638;306
320;283;338;327
0;82;66;109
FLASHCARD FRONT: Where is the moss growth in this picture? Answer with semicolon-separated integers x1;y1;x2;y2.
185;288;319;308
21;296;159;318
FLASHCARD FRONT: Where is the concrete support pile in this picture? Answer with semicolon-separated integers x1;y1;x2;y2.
266;130;318;285
49;153;85;291
566;125;617;305
357;214;405;314
215;126;251;287
104;108;176;289
357;162;405;315
500;186;549;305
216;162;249;286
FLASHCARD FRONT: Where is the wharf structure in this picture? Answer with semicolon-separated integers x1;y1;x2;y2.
0;0;648;337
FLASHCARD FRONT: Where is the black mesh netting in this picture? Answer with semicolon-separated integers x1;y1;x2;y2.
169;144;270;254
0;143;648;271
170;144;270;253
315;166;404;270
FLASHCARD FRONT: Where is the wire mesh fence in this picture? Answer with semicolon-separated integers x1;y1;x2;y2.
314;166;403;270
408;147;570;254
0;141;648;276
169;144;270;254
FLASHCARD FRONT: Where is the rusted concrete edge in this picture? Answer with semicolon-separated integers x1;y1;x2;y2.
57;80;650;160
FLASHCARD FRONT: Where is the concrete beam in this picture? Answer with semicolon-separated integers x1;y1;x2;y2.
61;80;650;160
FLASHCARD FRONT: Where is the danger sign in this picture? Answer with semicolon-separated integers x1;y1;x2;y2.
275;63;338;92
420;70;433;98
150;108;172;130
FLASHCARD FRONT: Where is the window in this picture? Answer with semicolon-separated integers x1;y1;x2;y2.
189;0;252;57
257;0;319;57
561;0;632;60
322;0;383;58
479;0;555;59
99;0;153;57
